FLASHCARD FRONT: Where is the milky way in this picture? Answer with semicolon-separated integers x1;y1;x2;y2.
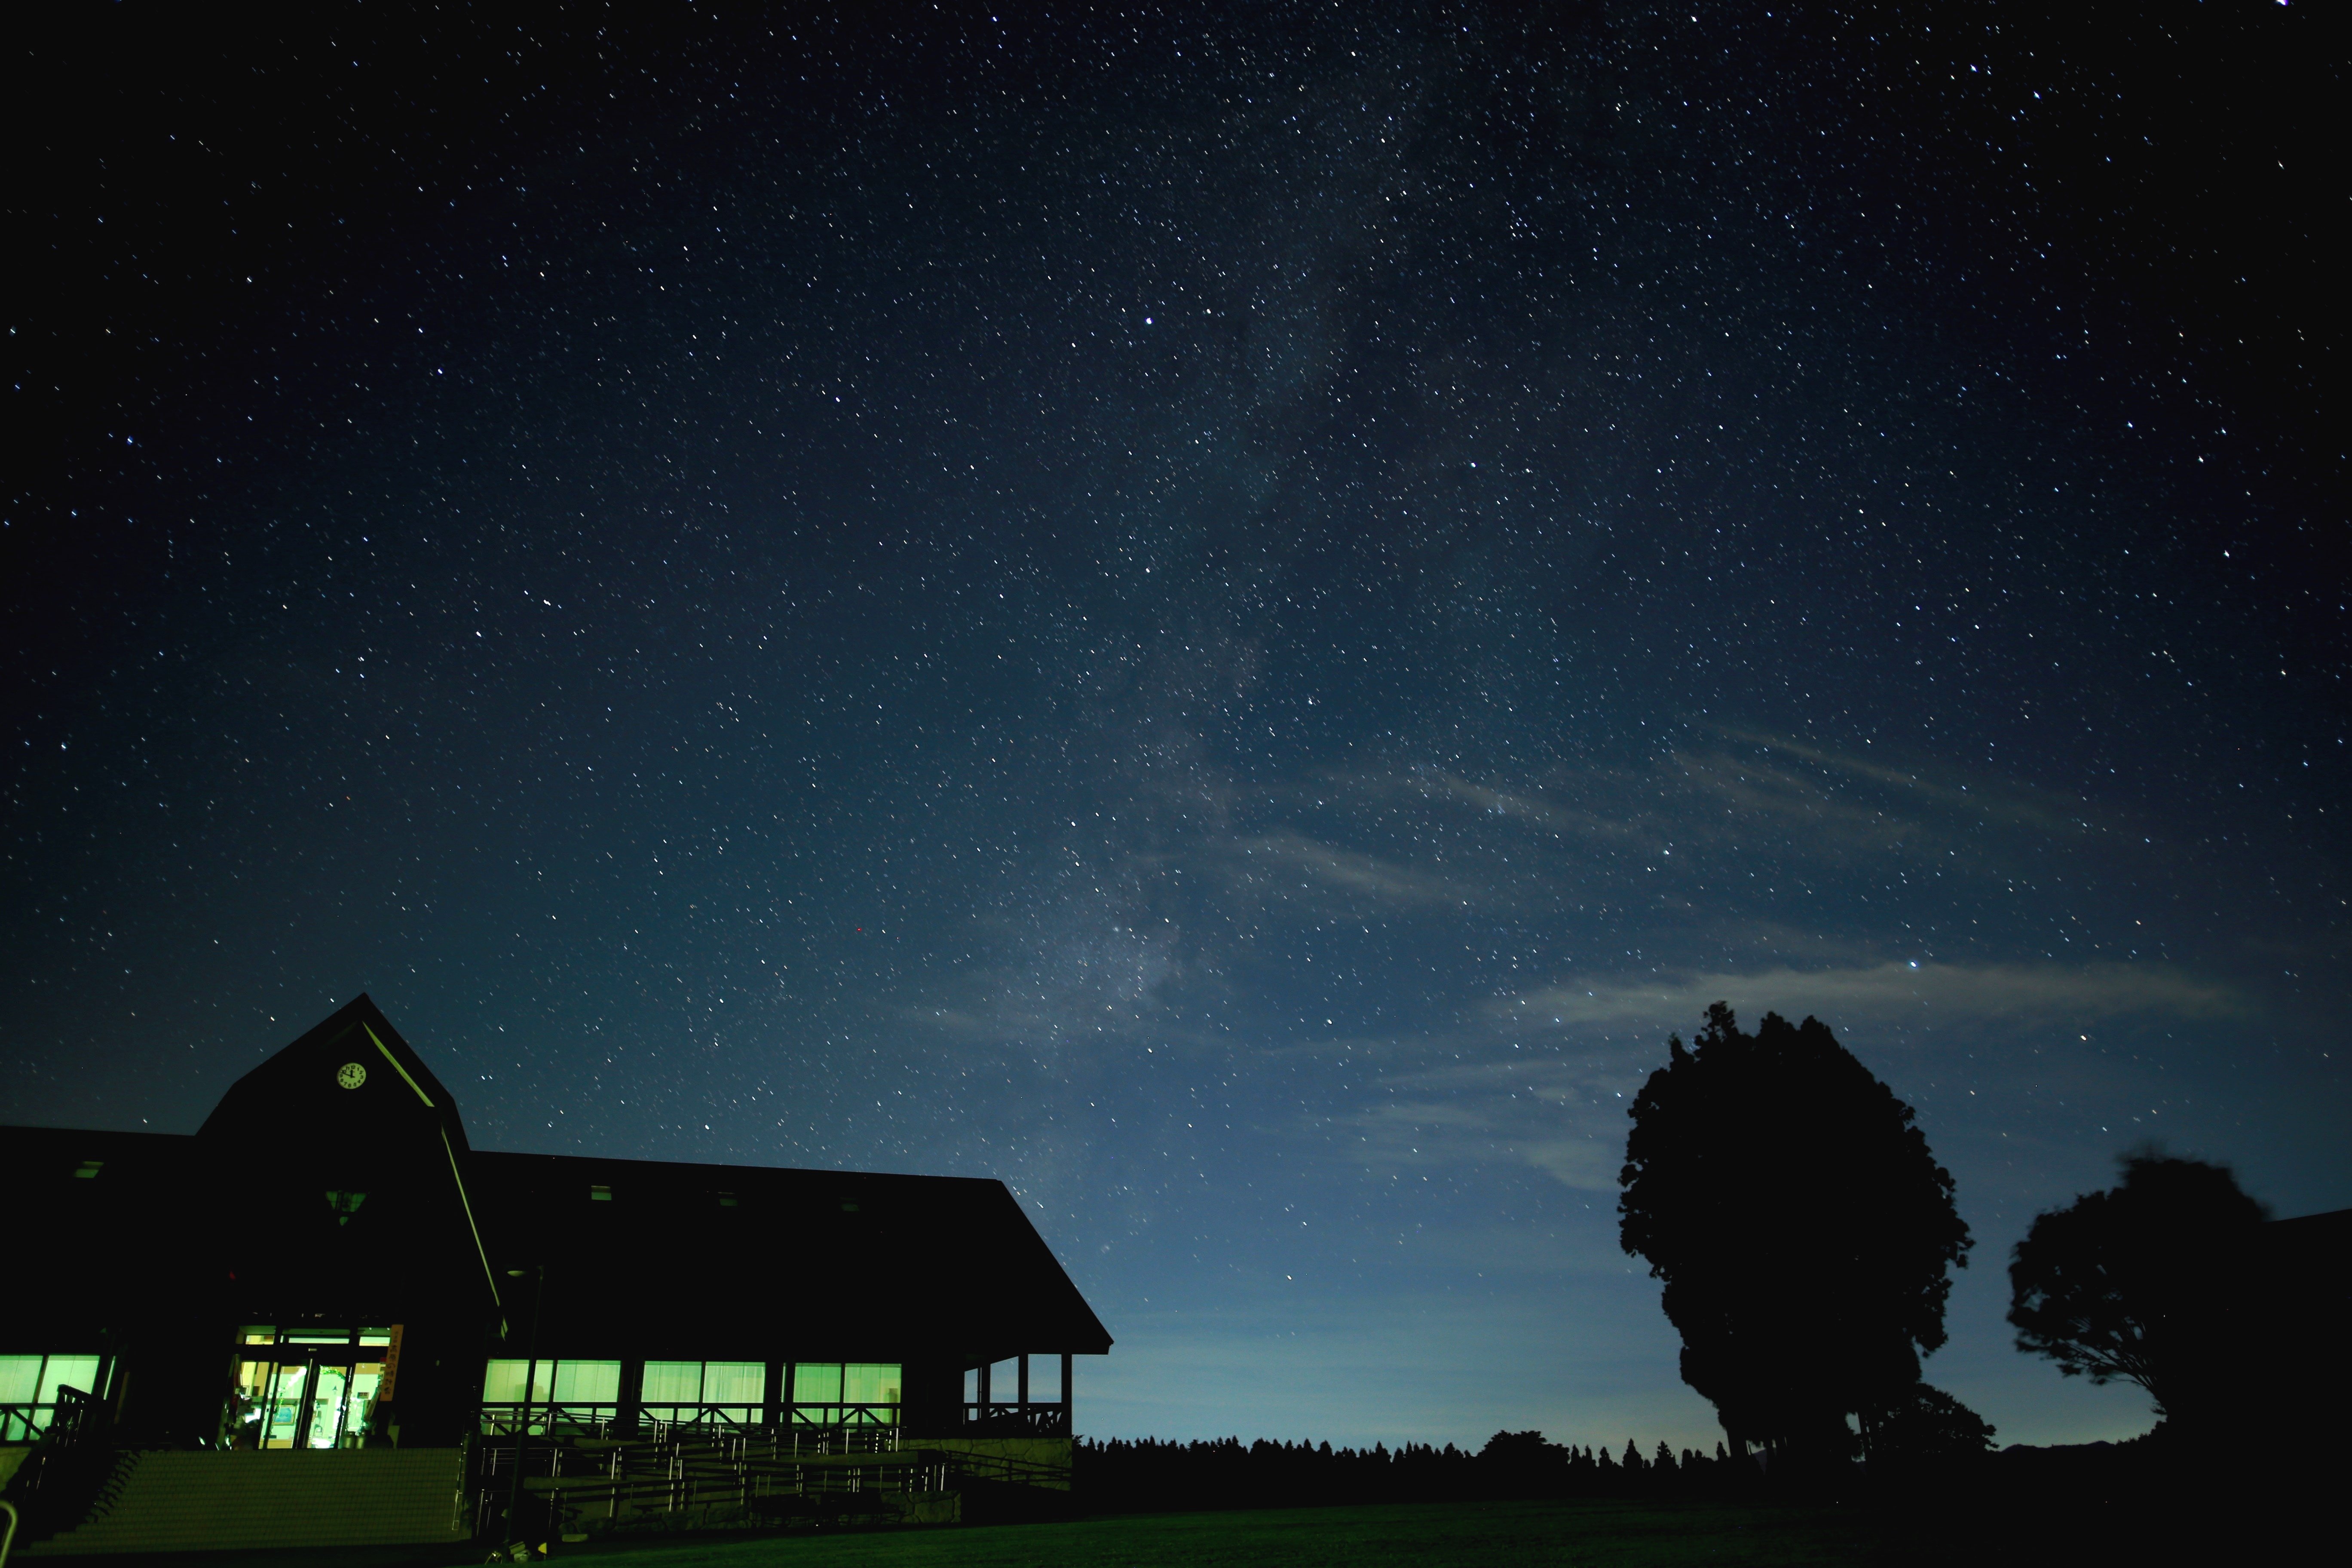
6;3;2342;1447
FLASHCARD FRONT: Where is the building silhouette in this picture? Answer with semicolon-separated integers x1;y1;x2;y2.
0;996;1109;1550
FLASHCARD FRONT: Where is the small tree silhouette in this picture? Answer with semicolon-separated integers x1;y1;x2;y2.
2008;1152;2268;1431
1862;1381;1996;1462
1619;1004;1972;1461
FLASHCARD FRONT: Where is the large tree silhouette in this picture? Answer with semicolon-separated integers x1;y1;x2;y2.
1618;1004;1972;1459
2008;1152;2269;1432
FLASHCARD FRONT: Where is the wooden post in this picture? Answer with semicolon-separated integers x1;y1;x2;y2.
1062;1353;1072;1425
1017;1354;1029;1412
976;1360;989;1419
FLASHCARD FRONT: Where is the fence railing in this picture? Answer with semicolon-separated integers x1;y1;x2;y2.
477;1403;619;1437
786;1403;900;1429
469;1421;930;1539
478;1403;908;1436
962;1403;1071;1436
0;1386;98;1446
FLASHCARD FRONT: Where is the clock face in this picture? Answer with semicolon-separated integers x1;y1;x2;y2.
337;1061;368;1090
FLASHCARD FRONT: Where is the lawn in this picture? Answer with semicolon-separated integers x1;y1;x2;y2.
536;1501;1876;1568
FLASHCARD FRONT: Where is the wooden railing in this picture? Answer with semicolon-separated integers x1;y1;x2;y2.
962;1403;1071;1436
469;1418;1074;1540
2;1388;120;1547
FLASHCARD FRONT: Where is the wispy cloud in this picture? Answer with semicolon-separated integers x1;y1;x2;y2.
1501;960;2234;1033
1385;769;1643;843
1231;829;1479;907
1338;1054;1644;1192
1721;729;2083;825
1329;955;2233;1196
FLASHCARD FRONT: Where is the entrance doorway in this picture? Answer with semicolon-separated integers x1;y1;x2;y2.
226;1327;392;1449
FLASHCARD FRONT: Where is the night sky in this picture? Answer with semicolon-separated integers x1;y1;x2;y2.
7;3;2343;1452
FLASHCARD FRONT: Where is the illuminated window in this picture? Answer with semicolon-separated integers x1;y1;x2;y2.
639;1361;701;1404
641;1360;765;1428
791;1362;900;1427
554;1360;621;1403
790;1362;841;1404
844;1364;901;1406
1;1354;102;1440
478;1358;622;1436
481;1359;539;1405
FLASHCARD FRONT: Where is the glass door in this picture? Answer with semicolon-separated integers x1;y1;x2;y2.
304;1366;348;1448
225;1328;391;1449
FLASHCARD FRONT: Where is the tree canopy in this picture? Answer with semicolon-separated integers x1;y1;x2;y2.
1618;1003;1972;1458
1862;1381;1997;1463
2007;1152;2269;1430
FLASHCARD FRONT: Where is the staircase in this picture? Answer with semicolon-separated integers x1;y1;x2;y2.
20;1449;468;1555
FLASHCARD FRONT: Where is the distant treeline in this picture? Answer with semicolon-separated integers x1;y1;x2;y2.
1074;1430;1750;1512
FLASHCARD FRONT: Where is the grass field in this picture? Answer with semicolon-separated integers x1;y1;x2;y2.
522;1501;1878;1568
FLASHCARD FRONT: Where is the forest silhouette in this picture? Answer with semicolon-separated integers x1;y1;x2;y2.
1079;1007;2340;1561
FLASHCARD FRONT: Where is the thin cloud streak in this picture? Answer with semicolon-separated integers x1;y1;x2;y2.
1503;960;2236;1032
1234;829;1479;908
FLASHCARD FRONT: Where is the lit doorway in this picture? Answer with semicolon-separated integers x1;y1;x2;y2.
226;1327;391;1449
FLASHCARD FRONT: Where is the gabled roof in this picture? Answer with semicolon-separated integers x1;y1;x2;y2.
199;994;469;1152
467;1149;1113;1362
0;998;1112;1365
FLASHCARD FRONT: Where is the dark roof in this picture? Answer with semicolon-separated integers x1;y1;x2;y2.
199;993;472;1153
0;1127;207;1344
1;995;1112;1365
467;1149;1112;1362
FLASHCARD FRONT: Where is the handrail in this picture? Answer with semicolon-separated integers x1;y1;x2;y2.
961;1402;1071;1436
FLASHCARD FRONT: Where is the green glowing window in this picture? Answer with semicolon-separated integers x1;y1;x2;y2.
553;1361;621;1403
640;1361;702;1404
0;1353;103;1442
843;1363;901;1406
0;1356;41;1404
483;1359;620;1406
701;1362;763;1404
790;1363;841;1403
482;1360;537;1405
37;1355;101;1403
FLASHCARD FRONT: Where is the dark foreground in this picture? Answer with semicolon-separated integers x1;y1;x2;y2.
9;1488;2304;1568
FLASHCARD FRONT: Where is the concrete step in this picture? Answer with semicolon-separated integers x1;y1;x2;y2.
23;1449;468;1555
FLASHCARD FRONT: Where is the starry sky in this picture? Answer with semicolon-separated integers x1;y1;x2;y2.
6;2;2344;1452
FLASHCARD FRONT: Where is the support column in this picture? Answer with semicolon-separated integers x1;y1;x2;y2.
976;1359;990;1418
618;1359;644;1433
762;1360;784;1430
1017;1354;1030;1412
